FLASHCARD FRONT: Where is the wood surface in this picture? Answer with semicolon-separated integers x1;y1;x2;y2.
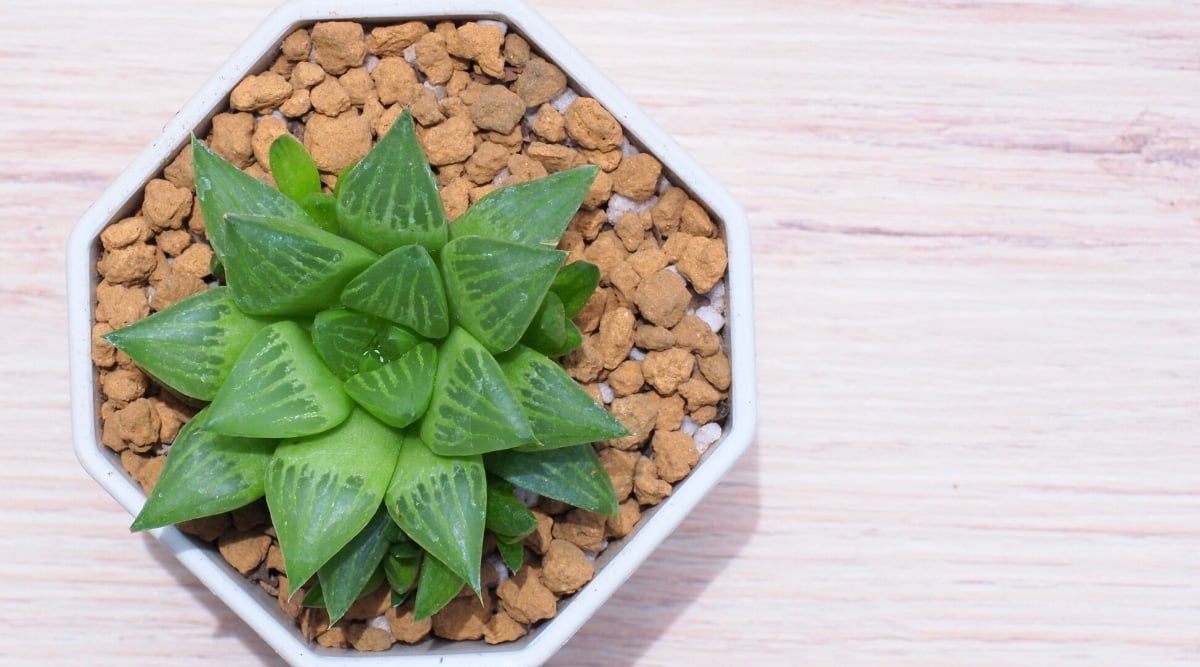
3;0;1198;665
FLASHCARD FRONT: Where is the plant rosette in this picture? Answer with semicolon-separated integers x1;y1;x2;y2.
109;109;630;627
66;1;756;665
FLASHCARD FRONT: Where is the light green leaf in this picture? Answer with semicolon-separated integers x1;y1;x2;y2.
340;244;449;339
268;134;322;204
385;433;485;595
440;236;566;354
192;136;316;259
222;213;378;316
485;478;537;540
420;328;532;456
413;552;465;621
337;110;448;254
500;346;629;450
130;407;274;531
519;291;567;357
266;408;403;588
318;507;394;624
495;536;524;574
299;192;339;234
485;445;619;516
448;165;599;248
344;342;436;429
206;321;352;439
311;309;420;381
383;551;421;598
550;260;601;318
104;287;268;401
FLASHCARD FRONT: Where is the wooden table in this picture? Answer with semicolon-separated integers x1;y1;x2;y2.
3;1;1198;665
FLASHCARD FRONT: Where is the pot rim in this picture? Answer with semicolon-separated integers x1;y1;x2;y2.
66;1;757;664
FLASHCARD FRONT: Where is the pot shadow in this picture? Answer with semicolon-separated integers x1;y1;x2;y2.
141;533;285;665
548;436;761;667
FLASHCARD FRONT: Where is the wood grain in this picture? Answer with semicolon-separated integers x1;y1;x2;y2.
2;1;1198;665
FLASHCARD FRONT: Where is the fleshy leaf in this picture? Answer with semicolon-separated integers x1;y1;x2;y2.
448;165;599;248
337;110;448;254
192;136;316;259
485;445;619;516
299;192;339;234
269;134;322;204
344;342;436;429
266;409;403;589
519;291;567;357
207;321;352;439
440;236;566;354
420;328;532;456
550;260;601;318
312;309;420;380
500;346;630;450
385;433;485;595
383;551;421;598
413;552;465;621
340;244;449;339
318;507;394;624
496;536;524;574
485;478;537;540
103;287;268;401
222;213;378;316
130;407;274;531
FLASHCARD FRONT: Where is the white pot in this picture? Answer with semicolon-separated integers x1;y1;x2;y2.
66;1;757;664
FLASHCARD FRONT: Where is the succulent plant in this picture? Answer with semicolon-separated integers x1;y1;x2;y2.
105;110;628;624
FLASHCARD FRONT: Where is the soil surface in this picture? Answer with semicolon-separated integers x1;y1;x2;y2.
92;18;731;651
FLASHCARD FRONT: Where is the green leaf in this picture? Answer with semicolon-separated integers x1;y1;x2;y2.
519;291;567;356
340;244;449;339
496;536;524;574
420;328;532;456
303;566;385;611
192;136;316;259
550;260;601;318
206;321;352;439
269;134;322;204
413;553;465;621
337;110;448;254
500;346;629;450
311;309;420;381
103;287;268;401
266;408;403;588
318;507;394;624
344;342;436;429
300;192;339;234
385;433;485;595
440;236;566;354
383;551;421;597
448;165;599;248
222;213;378;316
485;478;537;540
486;445;619;516
130;407;274;531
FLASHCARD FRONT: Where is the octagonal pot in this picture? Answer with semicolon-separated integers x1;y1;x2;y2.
65;0;756;665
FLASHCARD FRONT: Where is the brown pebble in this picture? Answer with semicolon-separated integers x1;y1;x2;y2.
100;217;150;250
100;367;147;404
524;510;554;555
413;32;454;85
367;22;430;56
464;141;510;185
502;33;531;66
613;212;647;251
311;22;367;75
94;282;148;329
514;56;567;108
656;394;686;432
310;78;352;116
698;350;732;391
178;514;231;543
98;243;157;285
541;539;594;595
642;347;695;396
150;270;207;312
417;115;476;166
279;90;312;118
672;315;721;356
304;110;373;173
606;392;659;450
133;454;166;493
679;372;723;411
410;87;446;127
652;430;699;483
92;322;117;368
373;56;419;106
496;567;557;625
142;178;193;231
564;97;622;151
163;149;195;192
229;72;293;112
174;243;213;278
680;199;716;237
582;230;627;283
470;85;525;134
606;360;645;397
581;169;613;209
652;187;688;237
563;335;602;383
597;306;635;370
387;602;433;644
598;447;638;500
582;147;623;172
316;625;349;649
527;141;585;173
217;530;272;575
290;61;325;88
432;593;491;641
606;498;641;538
281;28;311;60
633;456;672;506
156;229;191;257
338;67;377;106
346;624;393;652
634;269;691;328
628;245;669;279
449;22;505;78
551;509;607;552
611;154;662;201
209;113;255;169
531;103;566;142
250;116;289;172
483;609;527;645
677;235;728;294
